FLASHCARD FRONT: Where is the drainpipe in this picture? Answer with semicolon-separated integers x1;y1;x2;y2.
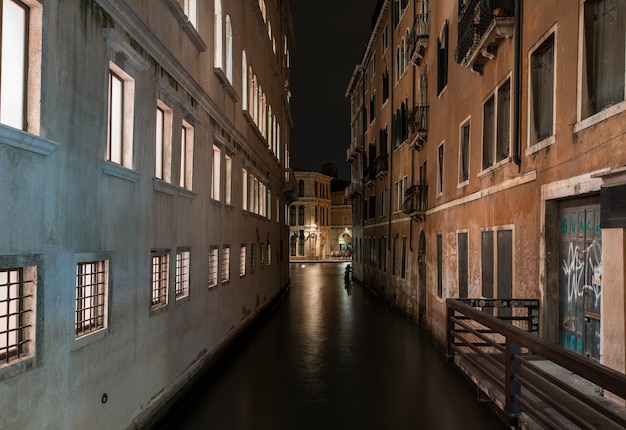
512;0;522;167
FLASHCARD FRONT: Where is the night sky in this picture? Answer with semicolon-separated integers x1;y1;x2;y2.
289;2;378;180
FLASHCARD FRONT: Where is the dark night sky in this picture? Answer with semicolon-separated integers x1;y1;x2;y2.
289;2;378;180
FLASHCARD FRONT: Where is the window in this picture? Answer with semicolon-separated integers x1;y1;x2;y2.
208;247;218;288
392;237;397;276
437;21;449;94
370;54;376;78
75;261;108;337
458;232;468;298
155;102;173;182
180;121;194;189
581;0;625;120
401;237;407;279
251;244;256;273
481;230;513;315
298;205;305;225
225;15;233;83
459;120;470;184
437;234;443;297
381;188;387;216
214;0;222;69
530;34;554;146
242;51;248;111
482;79;511;169
242;168;248;210
221;246;230;283
151;253;169;309
382;24;389;53
260;243;265;267
1;264;36;365
382;69;389;103
175;250;190;300
1;0;28;129
240;245;246;277
298;179;304;197
107;64;135;168
182;0;197;28
212;145;221;201
298;231;305;256
369;91;377;123
437;143;444;195
289;205;296;226
290;235;296;256
225;154;232;205
267;243;272;266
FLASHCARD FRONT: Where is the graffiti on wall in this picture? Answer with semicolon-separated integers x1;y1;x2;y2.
560;211;602;358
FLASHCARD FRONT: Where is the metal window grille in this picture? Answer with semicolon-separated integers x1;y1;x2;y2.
221;246;230;283
151;254;168;308
75;261;107;337
0;268;33;363
240;245;246;277
175;251;190;299
208;248;218;288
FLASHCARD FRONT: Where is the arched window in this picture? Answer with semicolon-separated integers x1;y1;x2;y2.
298;205;305;225
242;51;248;110
289;205;296;226
225;15;233;82
214;0;223;68
298;179;304;197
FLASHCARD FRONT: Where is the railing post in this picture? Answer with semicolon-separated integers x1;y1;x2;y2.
446;301;454;362
505;339;522;426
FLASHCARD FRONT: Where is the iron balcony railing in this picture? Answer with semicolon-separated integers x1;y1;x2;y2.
456;0;514;65
446;298;626;428
374;153;388;178
408;13;429;65
408;106;429;150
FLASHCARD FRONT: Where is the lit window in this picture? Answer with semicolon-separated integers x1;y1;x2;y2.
155;102;173;182
75;261;108;338
107;63;134;168
225;154;232;205
180;121;194;190
242;168;248;211
1;265;35;364
214;0;222;69
175;250;190;300
151;253;169;309
240;245;246;277
208;247;218;288
221;246;230;283
212;145;221;201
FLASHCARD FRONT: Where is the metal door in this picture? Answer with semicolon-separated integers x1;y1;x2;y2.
559;203;602;360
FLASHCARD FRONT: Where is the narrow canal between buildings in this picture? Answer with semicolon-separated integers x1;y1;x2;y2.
157;262;506;430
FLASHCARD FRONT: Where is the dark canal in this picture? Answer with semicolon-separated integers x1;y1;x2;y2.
157;262;505;430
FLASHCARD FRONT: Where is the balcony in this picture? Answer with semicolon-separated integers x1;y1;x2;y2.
408;13;429;66
408;106;429;151
375;153;388;178
365;164;376;187
403;184;428;218
455;0;515;74
345;180;363;201
283;168;299;204
346;135;364;162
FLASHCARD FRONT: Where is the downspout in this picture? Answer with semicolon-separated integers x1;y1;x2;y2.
512;0;522;167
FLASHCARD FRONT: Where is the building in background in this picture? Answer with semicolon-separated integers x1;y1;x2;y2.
0;0;295;428
330;179;353;259
288;170;332;260
346;0;626;377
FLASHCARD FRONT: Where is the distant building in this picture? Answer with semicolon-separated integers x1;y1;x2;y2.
289;170;332;260
330;179;353;259
346;0;626;376
0;0;295;428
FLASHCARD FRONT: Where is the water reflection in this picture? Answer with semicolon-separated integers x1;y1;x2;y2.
158;262;505;430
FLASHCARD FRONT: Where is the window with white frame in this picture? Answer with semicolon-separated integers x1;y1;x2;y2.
459;120;470;184
581;0;625;121
530;34;554;146
221;246;230;283
225;15;233;82
107;63;135;168
151;252;169;309
240;245;246;277
175;250;190;300
181;0;197;28
155;102;173;182
208;247;218;288
214;0;222;69
225;154;232;205
1;264;36;365
75;260;108;338
180;121;194;190
212;145;221;201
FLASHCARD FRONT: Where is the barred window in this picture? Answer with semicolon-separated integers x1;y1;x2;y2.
208;247;218;288
175;250;190;300
151;253;169;309
75;261;108;338
240;245;246;277
221;246;230;283
1;267;35;363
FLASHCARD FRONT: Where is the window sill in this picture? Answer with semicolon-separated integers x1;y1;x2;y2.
0;125;59;156
162;0;207;51
214;68;240;102
149;303;169;316
0;355;38;382
153;178;178;195
178;187;198;199
526;135;555;156
72;328;108;352
477;157;511;178
102;161;141;182
574;100;626;134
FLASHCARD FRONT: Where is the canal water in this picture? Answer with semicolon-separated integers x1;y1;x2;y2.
157;262;505;430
